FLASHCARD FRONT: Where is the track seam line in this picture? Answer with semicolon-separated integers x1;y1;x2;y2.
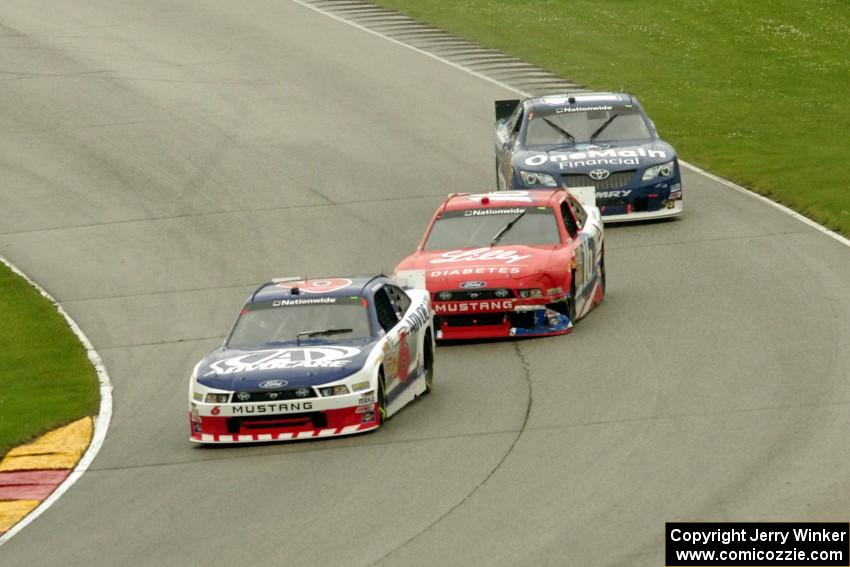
612;229;811;251
292;0;850;249
0;192;450;237
370;342;534;565
0;257;112;547
95;335;225;352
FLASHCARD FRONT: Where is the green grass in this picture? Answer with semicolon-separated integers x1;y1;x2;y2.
0;262;99;456
374;0;850;236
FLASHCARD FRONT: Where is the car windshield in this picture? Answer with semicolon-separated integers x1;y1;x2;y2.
424;206;560;250
227;297;372;349
524;105;652;146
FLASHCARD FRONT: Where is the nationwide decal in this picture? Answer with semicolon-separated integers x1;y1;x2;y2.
206;346;361;375
277;278;352;294
430;267;521;277
231;402;313;414
430;248;531;265
272;297;337;307
434;300;513;313
464;207;525;217
524;148;668;170
554;105;613;114
597;190;632;199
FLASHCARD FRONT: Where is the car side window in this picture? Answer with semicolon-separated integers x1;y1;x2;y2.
508;103;523;137
387;285;411;317
373;288;400;332
569;197;587;229
560;202;579;239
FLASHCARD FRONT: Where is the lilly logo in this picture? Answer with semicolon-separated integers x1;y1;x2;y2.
430;248;531;265
459;281;487;289
259;380;287;389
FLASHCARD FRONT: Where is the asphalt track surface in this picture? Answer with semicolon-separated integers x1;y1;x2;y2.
1;2;849;566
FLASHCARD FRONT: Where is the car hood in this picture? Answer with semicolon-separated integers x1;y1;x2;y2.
513;139;676;175
400;245;558;287
195;338;376;390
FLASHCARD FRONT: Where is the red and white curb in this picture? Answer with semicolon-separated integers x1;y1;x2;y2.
0;258;113;546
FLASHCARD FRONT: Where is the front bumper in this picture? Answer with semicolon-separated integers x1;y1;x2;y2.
601;197;683;223
189;392;379;443
595;178;683;222
433;298;572;340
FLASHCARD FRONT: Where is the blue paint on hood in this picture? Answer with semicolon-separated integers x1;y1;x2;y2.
196;337;377;391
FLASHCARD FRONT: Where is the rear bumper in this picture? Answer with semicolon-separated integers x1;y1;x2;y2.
189;402;379;444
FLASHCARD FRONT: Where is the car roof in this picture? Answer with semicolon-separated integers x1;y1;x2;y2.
524;92;635;113
439;190;564;213
249;276;384;304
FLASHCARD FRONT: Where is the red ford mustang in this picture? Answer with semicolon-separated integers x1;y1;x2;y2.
395;189;605;340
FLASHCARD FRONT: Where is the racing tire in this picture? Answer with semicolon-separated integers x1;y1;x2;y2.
600;246;606;294
566;272;577;323
423;332;434;394
377;370;387;426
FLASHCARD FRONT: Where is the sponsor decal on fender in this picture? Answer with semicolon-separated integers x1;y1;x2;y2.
206;346;361;375
400;301;430;334
430;248;531;265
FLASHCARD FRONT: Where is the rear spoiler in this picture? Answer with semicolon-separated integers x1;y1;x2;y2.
567;186;597;211
495;99;520;122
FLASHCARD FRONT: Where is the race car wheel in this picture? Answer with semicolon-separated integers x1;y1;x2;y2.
566;272;577;322
377;370;387;425
423;332;434;394
600;246;606;294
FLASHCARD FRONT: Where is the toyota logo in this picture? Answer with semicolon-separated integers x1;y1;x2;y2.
589;169;610;181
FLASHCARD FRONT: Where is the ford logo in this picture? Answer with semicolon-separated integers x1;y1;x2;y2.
459;281;486;289
259;380;287;389
589;169;610;181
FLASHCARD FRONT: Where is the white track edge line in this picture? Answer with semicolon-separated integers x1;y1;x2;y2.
0;256;113;546
292;0;850;250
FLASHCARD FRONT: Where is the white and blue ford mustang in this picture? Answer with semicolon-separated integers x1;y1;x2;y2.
188;275;434;443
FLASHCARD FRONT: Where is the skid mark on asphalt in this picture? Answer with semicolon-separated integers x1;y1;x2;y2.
370;342;535;565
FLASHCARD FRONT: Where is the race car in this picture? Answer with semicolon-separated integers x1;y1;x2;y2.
188;276;435;443
494;92;683;222
394;189;604;340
